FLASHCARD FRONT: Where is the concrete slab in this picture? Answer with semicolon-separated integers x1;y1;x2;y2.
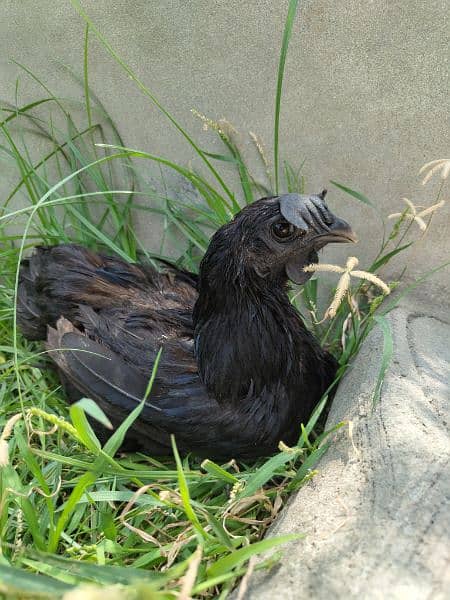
244;300;450;599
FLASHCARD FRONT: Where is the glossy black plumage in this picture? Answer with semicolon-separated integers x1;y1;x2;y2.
17;193;355;459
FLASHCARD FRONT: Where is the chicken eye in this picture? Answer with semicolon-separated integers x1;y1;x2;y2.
271;220;296;240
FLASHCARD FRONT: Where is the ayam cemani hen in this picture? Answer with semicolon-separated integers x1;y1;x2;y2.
17;191;356;459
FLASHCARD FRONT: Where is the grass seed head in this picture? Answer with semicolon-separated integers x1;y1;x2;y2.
419;158;450;185
304;256;390;320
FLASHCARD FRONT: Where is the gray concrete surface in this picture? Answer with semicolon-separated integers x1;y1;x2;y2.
0;1;449;297
244;300;450;599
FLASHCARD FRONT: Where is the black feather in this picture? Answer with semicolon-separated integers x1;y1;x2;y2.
17;194;354;459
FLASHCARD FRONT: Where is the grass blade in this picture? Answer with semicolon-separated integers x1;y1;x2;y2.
69;0;236;204
171;435;208;539
372;315;394;405
47;471;97;552
274;0;300;194
236;447;302;500
200;459;239;484
0;563;74;595
207;534;301;577
287;441;331;491
370;243;413;272
380;261;450;316
330;180;383;219
103;348;162;456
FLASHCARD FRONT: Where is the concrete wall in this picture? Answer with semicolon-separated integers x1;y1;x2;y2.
1;1;449;297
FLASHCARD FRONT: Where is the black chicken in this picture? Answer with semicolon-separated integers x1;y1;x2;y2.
17;191;356;459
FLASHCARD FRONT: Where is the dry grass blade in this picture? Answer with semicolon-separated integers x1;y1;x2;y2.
0;413;23;466
119;484;162;546
178;545;203;600
236;556;257;600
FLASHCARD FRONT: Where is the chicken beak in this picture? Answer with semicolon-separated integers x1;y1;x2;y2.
313;216;358;246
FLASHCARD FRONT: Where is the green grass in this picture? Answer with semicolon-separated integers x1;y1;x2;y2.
0;1;447;598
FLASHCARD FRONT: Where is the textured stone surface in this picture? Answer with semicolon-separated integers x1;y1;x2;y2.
0;1;449;297
244;300;450;599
